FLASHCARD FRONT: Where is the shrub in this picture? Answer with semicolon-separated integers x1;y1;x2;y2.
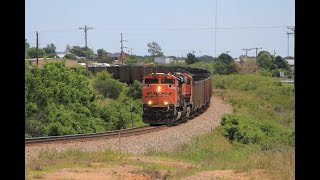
93;71;123;99
127;80;142;99
25;62;104;137
221;114;293;150
257;68;272;77
94;79;123;99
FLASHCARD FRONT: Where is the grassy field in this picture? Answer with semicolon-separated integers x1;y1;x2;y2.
26;74;295;179
146;74;295;179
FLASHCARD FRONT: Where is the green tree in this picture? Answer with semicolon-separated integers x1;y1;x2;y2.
64;53;77;60
212;53;237;75
127;80;142;99
93;71;123;99
96;48;113;63
25;39;30;57
43;43;57;58
198;55;214;63
274;56;290;70
147;42;163;61
26;47;46;58
216;53;233;64
185;53;199;64
70;46;94;58
65;44;71;52
257;51;273;70
25;62;105;137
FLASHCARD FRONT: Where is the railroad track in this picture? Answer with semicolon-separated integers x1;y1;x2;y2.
25;125;167;145
25;102;210;145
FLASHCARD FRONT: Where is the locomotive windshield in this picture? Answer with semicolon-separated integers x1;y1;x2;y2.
161;79;175;84
145;78;158;84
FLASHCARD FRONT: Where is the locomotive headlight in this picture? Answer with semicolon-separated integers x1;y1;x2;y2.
157;86;161;92
164;101;168;105
148;101;152;105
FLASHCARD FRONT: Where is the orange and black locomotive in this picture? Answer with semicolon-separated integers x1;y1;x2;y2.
142;72;194;125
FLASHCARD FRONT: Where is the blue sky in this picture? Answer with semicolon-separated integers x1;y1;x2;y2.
25;0;295;58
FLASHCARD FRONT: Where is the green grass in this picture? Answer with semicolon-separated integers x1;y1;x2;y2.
26;73;294;179
26;148;128;176
145;74;295;179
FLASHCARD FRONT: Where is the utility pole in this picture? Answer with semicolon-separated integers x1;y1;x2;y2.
287;26;295;84
36;31;39;66
120;33;128;65
79;25;93;77
242;48;252;57
130;100;133;128
214;0;218;57
251;47;262;58
287;32;293;57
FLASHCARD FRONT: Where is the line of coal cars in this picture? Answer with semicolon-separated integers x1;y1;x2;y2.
88;65;212;125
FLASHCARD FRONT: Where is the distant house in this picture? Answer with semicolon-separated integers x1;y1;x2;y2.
234;58;241;64
154;56;173;64
56;51;68;59
89;54;99;61
108;52;129;64
285;58;294;71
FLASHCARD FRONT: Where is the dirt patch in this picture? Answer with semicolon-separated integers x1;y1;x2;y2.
182;169;270;180
129;156;196;169
27;165;270;180
28;164;152;180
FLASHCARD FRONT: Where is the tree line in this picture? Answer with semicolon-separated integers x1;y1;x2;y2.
25;62;143;137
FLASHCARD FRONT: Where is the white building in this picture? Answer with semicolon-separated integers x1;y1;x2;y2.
78;63;86;67
92;63;111;67
285;59;294;71
286;59;294;66
56;51;68;59
154;56;174;64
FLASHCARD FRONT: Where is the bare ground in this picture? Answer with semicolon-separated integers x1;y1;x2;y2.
28;96;266;179
27;158;270;180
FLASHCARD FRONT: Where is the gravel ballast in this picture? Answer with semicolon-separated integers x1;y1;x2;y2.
26;96;232;163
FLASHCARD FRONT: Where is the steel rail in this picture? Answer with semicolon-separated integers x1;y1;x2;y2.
25;125;163;145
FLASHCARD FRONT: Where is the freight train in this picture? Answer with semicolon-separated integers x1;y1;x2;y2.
142;71;211;125
88;65;212;125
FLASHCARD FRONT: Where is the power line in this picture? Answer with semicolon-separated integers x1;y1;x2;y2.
36;31;39;66
26;25;292;33
287;32;293;56
120;33;128;65
102;25;289;30
79;25;93;77
251;47;262;58
215;0;218;57
287;26;295;84
242;48;252;57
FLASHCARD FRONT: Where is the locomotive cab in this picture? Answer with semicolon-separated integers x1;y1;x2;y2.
142;73;179;125
142;72;193;125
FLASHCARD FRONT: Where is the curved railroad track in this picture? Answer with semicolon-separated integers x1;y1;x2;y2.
25;125;168;145
26;65;212;146
25;102;209;146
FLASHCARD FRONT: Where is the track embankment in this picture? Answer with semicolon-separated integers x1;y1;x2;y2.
26;96;232;163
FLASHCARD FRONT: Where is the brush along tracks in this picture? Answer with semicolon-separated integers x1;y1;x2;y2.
25;103;209;146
